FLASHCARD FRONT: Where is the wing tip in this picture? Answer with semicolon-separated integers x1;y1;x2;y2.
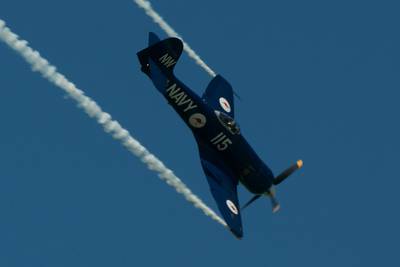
230;228;243;240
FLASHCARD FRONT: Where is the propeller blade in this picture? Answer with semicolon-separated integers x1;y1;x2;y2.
273;160;303;185
241;195;262;210
269;194;280;213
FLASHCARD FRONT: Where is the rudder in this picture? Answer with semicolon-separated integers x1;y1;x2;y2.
148;32;160;46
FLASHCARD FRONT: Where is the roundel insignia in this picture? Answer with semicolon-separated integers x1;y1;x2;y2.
226;200;239;215
219;97;231;113
189;113;207;128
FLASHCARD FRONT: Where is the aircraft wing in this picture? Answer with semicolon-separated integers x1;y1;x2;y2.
198;143;243;238
202;75;235;117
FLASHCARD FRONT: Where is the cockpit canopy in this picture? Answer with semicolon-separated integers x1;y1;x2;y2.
215;110;240;134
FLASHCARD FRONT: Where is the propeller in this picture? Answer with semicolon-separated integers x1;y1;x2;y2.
241;195;261;210
268;192;280;213
241;160;303;212
273;160;303;185
241;193;280;213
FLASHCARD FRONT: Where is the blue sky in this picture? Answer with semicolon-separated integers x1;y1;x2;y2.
1;0;399;266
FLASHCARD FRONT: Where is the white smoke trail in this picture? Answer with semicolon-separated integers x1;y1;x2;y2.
0;19;227;228
134;0;217;77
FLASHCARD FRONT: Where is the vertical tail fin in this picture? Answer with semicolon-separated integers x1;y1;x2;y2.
148;32;161;46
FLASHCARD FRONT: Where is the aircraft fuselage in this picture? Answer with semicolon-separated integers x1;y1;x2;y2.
148;61;274;195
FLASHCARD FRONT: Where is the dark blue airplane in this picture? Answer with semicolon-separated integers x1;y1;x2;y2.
137;33;303;239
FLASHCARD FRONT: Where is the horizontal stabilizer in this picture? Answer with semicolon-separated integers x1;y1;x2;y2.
137;34;183;75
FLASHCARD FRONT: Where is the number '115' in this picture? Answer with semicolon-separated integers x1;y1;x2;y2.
210;132;232;151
